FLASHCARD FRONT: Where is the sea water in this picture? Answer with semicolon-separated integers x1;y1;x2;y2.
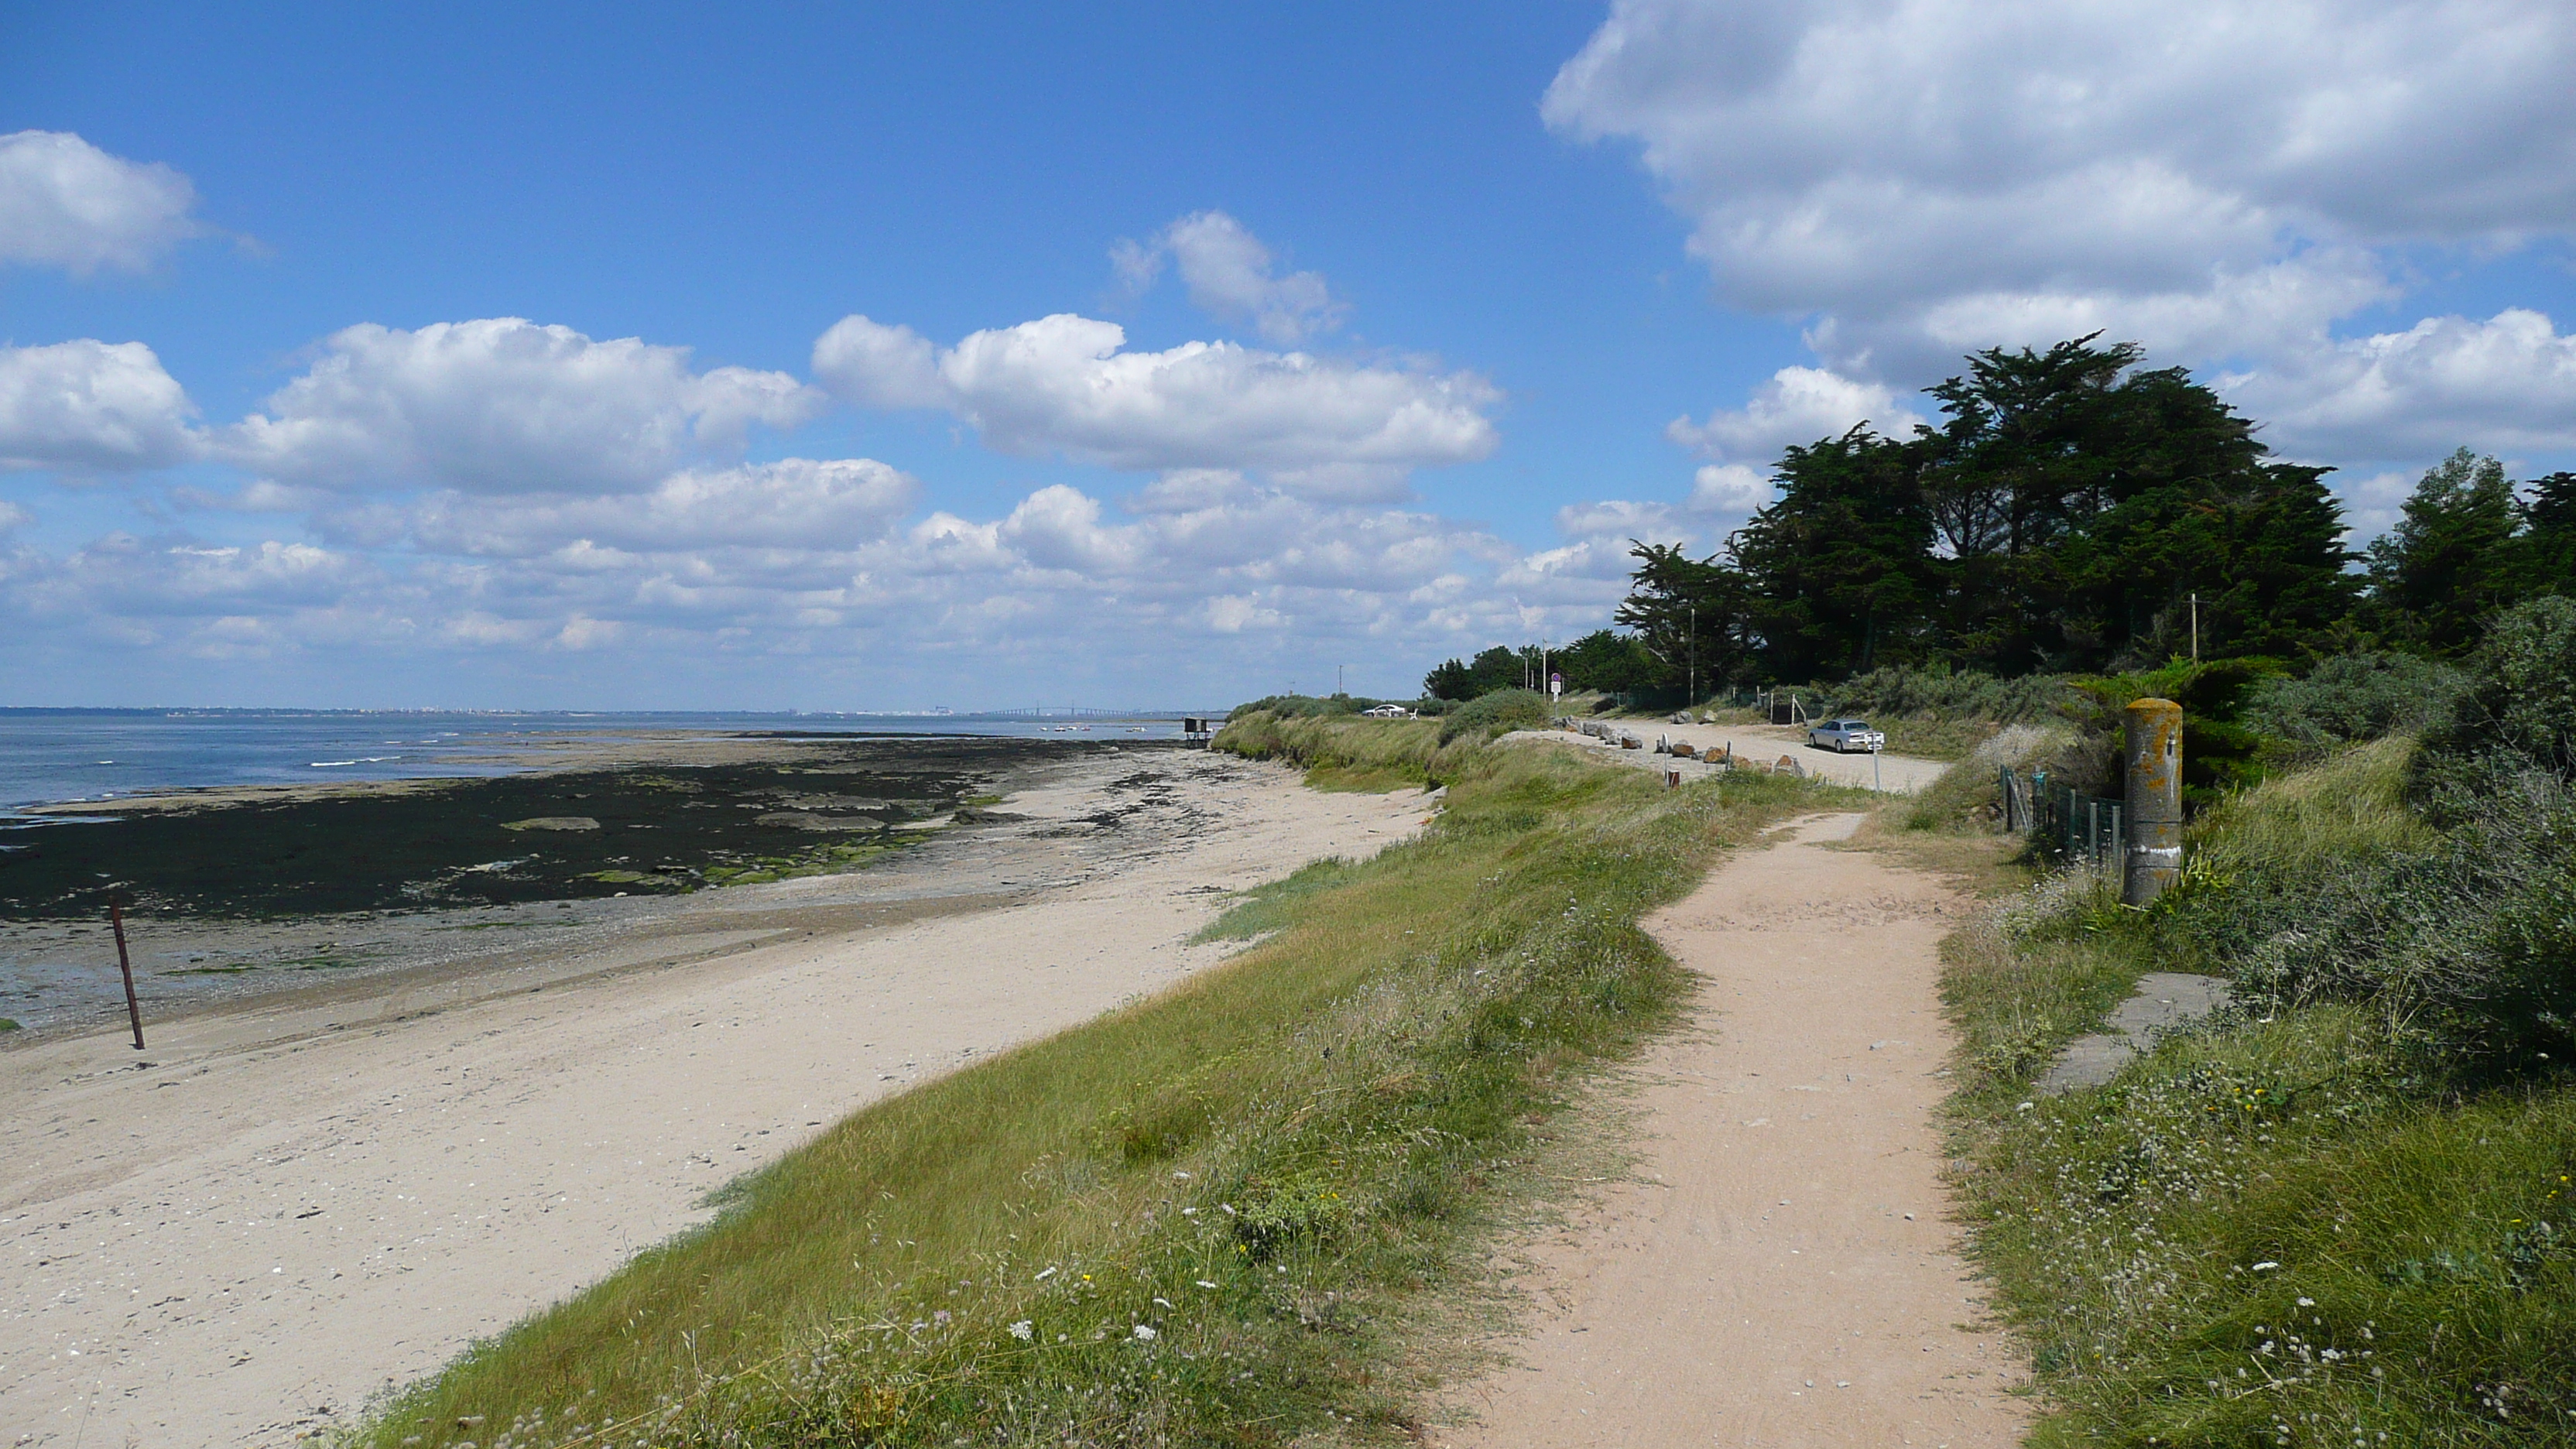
0;708;1201;816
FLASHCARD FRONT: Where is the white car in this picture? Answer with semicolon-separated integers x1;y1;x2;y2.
1808;718;1885;752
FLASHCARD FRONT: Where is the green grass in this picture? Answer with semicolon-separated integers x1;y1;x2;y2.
344;719;1838;1449
2186;734;2434;880
1939;736;2576;1446
1191;858;1364;943
1872;714;2006;760
701;837;911;887
1300;759;1427;792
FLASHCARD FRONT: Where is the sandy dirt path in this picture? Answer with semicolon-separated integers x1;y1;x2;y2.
0;754;1427;1448
1437;814;2026;1448
1515;724;1953;794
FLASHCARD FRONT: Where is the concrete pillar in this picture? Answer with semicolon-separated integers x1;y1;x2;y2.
2123;697;2184;906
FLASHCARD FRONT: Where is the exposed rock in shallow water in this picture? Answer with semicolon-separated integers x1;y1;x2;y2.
0;736;1143;919
753;812;884;832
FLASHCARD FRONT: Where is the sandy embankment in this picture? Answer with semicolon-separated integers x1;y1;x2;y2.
0;748;1429;1448
1437;814;2026;1448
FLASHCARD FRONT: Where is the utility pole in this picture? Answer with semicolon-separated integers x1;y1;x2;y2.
1688;606;1697;707
2189;593;2200;662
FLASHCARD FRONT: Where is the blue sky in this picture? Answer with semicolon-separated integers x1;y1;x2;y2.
4;2;2573;708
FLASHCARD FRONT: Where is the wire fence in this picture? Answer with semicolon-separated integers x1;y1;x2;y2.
2001;767;2129;872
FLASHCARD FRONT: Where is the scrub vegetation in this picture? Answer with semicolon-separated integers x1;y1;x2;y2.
1940;598;2576;1446
345;718;1839;1448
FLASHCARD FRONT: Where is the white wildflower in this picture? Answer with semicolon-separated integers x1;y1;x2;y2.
1009;1321;1034;1341
1132;1324;1158;1341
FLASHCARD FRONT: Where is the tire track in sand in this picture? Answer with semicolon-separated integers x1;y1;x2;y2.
1437;812;2027;1448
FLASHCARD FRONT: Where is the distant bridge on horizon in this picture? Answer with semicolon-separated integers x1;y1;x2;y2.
967;705;1226;720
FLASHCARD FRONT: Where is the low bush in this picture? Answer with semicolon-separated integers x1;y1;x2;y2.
1433;688;1551;743
1226;694;1427;721
1825;665;2073;724
2247;651;2470;745
2419;595;2576;808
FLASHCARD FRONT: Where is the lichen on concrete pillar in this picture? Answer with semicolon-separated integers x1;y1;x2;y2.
2123;697;2184;906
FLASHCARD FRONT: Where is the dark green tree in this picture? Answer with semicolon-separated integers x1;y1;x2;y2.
1615;541;1754;696
1918;336;2353;670
2509;471;2576;598
1423;645;1539;701
2365;449;2519;655
1551;629;1657;693
1729;426;1940;679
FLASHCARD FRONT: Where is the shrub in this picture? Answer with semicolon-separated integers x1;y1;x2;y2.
2247;651;2469;744
2174;745;2576;1061
2067;656;2286;807
2420;595;2576;796
1228;694;1426;721
1436;688;1551;743
1824;666;2072;724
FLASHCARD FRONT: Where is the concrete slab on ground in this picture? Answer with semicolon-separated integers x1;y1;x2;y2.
2036;971;2234;1094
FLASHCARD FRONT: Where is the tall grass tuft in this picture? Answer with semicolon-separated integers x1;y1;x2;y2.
344;723;1834;1448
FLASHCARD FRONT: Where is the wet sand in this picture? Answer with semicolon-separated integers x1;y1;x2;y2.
0;735;1150;1034
0;748;1432;1447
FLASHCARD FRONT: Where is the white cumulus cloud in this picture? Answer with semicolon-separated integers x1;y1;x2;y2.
0;340;199;471
0;131;202;275
2233;307;2576;458
1115;211;1348;344
1668;365;1923;463
813;312;1496;489
348;457;920;558
222;318;824;495
1547;0;2576;471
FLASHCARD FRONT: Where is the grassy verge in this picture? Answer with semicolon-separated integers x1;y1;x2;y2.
1939;739;2576;1445
346;719;1837;1448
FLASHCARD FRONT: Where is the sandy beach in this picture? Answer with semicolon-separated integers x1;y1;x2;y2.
0;746;1430;1447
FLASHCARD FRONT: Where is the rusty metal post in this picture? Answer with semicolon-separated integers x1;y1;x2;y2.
111;900;145;1050
2123;698;2184;906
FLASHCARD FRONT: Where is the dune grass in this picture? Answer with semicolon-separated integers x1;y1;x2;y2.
1941;737;2576;1445
2185;734;2434;880
346;721;1836;1448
